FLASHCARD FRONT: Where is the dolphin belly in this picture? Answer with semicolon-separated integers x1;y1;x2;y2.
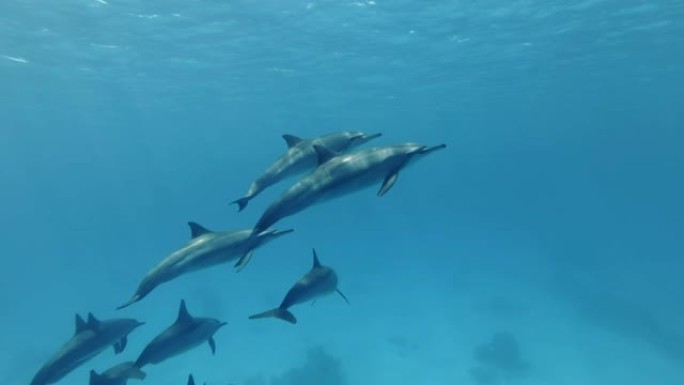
31;341;107;385
312;166;388;205
283;279;337;308
136;328;210;367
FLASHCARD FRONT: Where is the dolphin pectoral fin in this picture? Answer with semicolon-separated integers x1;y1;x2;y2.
378;171;399;197
208;337;216;355
234;250;254;272
336;289;350;305
248;308;297;324
113;336;128;354
188;374;196;385
231;197;250;212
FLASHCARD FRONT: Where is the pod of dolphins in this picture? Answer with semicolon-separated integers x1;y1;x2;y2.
29;131;446;385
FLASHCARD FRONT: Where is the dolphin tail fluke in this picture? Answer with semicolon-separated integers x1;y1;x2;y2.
116;294;140;310
248;307;297;324
231;197;250;212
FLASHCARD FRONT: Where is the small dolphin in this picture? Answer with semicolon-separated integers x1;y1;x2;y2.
89;361;146;385
30;314;144;385
249;249;348;324
117;222;293;309
135;300;227;368
252;142;447;234
232;131;382;211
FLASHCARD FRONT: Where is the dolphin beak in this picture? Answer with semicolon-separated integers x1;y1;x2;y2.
363;133;382;141
420;144;447;154
264;228;294;237
219;321;228;328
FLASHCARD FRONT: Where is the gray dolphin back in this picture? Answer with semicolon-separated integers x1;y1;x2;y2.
231;131;381;212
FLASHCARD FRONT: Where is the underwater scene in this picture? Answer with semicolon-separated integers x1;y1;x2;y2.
1;0;683;384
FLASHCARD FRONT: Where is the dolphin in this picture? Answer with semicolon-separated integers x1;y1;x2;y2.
117;222;293;310
30;314;144;385
232;131;382;212
252;142;447;234
134;300;227;368
89;362;146;385
249;249;348;324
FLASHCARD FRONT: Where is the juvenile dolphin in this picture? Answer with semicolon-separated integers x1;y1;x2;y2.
30;314;144;385
249;249;348;324
252;142;447;234
134;300;227;368
232;131;382;212
117;222;293;309
89;362;146;385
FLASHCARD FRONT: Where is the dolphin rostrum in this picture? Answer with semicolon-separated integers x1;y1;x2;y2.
134;300;227;368
117;222;293;310
252;142;447;234
89;361;146;385
30;314;144;385
232;131;382;212
249;249;348;324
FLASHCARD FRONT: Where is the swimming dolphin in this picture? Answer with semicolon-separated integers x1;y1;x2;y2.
89;362;146;385
134;300;227;368
249;249;348;324
30;314;144;385
232;131;382;212
117;222;293;309
251;142;447;234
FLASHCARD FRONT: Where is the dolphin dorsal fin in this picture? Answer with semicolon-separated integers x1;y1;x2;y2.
75;314;87;333
312;249;322;268
188;222;212;239
90;370;102;385
87;313;100;330
188;374;195;385
313;145;338;165
177;300;193;323
282;134;304;148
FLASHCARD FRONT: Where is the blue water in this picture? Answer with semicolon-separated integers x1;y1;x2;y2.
2;0;683;384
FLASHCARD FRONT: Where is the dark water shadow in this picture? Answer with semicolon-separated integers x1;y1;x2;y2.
245;346;346;385
470;331;530;385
